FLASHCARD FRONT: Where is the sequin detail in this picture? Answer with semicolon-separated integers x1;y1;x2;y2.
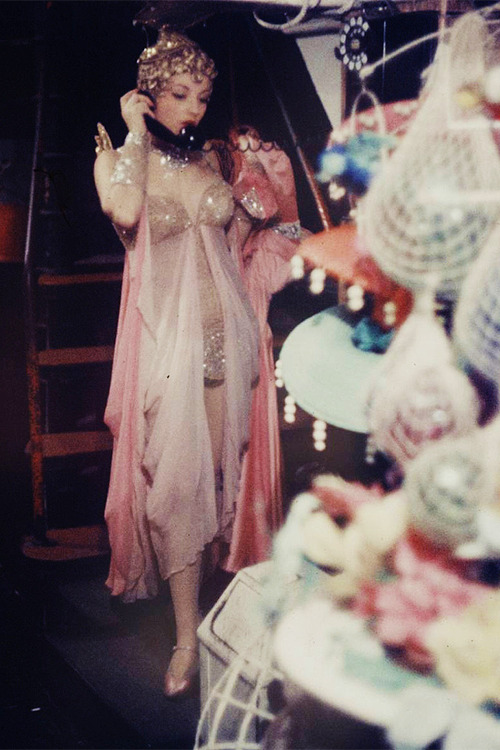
152;146;190;172
203;326;225;381
125;132;150;148
273;220;302;240
111;155;141;186
148;196;192;242
240;187;265;220
198;181;233;226
111;139;148;189
113;155;235;382
137;29;217;97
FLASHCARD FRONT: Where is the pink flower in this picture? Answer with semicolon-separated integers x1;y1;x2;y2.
352;531;490;670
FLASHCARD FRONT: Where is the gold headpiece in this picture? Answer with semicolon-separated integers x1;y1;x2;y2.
137;27;217;96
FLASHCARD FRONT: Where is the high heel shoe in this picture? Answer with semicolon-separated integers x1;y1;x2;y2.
164;645;199;698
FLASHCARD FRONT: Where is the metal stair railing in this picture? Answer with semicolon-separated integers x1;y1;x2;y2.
22;25;48;546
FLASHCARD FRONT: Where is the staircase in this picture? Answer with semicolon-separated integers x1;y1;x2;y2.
18;5;124;561
22;270;121;561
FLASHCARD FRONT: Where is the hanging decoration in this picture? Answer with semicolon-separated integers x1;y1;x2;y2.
366;290;481;468
266;8;500;730
403;422;500;551
453;221;500;386
317;130;397;197
312;419;327;451
359;13;500;300
283;394;296;424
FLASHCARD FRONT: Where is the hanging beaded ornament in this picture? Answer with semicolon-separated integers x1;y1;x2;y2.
366;290;481;468
359;13;500;300
403;415;500;550
453;221;500;386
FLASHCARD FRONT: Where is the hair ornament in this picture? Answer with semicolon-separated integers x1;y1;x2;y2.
137;27;217;96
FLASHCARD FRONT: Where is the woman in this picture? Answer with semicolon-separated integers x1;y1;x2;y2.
94;28;261;697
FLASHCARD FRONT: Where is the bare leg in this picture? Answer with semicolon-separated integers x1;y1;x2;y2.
203;382;226;576
164;383;224;696
165;556;202;695
204;381;224;470
170;556;202;648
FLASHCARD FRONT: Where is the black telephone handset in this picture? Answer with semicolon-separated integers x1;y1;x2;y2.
136;89;206;151
143;115;206;151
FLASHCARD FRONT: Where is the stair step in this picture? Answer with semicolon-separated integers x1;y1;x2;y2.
38;345;114;367
38;271;122;287
21;524;109;561
41;430;113;458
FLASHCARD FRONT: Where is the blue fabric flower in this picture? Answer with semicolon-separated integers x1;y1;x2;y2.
317;131;397;195
351;316;394;353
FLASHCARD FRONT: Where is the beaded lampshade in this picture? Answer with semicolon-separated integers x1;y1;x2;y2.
367;296;481;467
298;224;413;329
404;418;500;550
359;14;500;300
453;221;500;386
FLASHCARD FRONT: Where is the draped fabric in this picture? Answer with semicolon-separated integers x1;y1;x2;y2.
104;213;156;600
104;152;260;602
224;145;302;571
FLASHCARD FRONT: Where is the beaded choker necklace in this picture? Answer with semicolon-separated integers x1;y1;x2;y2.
145;115;205;170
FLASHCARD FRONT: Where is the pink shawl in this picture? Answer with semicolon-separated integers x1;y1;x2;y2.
225;145;302;571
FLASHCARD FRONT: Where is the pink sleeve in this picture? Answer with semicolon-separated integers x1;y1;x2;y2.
254;147;300;223
232;158;279;221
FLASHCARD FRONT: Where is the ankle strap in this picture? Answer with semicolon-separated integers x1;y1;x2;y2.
173;645;197;653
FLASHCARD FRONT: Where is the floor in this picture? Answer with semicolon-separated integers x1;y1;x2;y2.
0;560;92;750
0;552;236;750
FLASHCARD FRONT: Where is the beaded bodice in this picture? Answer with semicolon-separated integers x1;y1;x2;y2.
147;180;233;243
146;145;233;232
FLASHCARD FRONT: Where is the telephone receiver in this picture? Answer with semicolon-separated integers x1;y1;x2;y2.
143;115;206;151
137;89;206;151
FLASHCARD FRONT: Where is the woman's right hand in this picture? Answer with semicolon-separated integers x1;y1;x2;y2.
120;89;155;135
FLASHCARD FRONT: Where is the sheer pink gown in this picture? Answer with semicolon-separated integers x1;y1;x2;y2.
104;144;260;601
